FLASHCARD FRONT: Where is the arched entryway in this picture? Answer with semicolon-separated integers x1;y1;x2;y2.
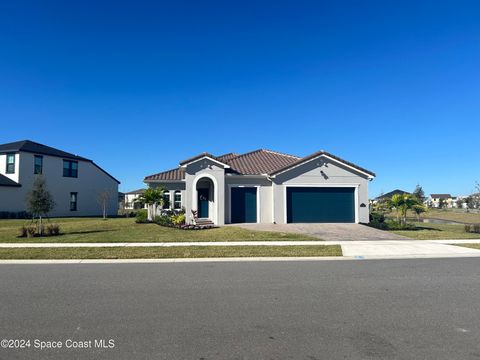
192;174;218;225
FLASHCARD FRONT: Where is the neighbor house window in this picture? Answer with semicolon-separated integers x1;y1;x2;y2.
162;191;170;209
174;191;182;209
63;160;78;178
70;192;78;211
34;155;43;174
6;153;15;174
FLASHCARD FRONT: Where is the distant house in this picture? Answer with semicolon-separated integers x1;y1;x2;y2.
123;189;146;209
428;194;457;208
0;140;119;217
373;189;411;203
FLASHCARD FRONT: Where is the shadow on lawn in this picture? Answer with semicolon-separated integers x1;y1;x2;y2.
62;230;114;235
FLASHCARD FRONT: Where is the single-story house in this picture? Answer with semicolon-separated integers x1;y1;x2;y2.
144;149;375;225
0;140;119;217
372;189;411;203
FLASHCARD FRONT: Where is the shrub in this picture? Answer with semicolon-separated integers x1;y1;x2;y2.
26;225;37;238
46;223;61;236
19;226;28;237
465;223;480;234
369;211;387;229
154;215;172;226
171;213;186;226
135;209;148;223
384;220;417;230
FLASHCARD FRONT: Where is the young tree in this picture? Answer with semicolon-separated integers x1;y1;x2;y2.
412;204;427;222
136;187;168;221
26;176;55;234
97;190;112;220
456;198;464;209
412;184;426;202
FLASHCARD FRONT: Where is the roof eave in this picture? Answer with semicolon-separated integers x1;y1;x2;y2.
270;152;375;179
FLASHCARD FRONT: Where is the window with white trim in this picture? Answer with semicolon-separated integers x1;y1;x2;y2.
6;153;15;174
174;190;182;209
162;191;170;209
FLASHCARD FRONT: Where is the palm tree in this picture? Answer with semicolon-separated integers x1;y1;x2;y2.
136;187;168;221
388;194;425;226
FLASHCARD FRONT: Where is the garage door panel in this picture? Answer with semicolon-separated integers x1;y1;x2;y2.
287;187;355;223
231;187;257;223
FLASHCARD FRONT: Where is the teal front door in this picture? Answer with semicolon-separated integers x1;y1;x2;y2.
198;188;209;218
231;187;257;223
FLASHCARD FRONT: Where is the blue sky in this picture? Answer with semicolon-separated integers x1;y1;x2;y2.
1;1;479;197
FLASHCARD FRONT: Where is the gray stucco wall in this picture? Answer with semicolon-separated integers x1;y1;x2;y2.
272;156;371;223
0;152;119;217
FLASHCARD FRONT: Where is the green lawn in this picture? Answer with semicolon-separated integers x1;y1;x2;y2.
386;208;480;224
419;209;480;224
390;223;480;240
455;244;480;250
0;245;342;259
0;218;316;243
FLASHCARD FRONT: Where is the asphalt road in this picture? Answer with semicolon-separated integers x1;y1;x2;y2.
1;259;480;359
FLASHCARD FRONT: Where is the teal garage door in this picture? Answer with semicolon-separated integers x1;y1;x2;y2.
287;187;355;223
231;187;257;223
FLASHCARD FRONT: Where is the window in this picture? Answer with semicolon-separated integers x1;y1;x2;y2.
34;155;43;174
6;153;15;174
162;191;171;209
63;160;78;178
174;191;182;209
70;192;78;211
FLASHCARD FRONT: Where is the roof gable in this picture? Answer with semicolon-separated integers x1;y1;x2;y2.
0;174;21;187
179;152;231;168
270;150;376;178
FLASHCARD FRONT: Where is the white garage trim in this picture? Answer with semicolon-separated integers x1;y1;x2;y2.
283;184;360;224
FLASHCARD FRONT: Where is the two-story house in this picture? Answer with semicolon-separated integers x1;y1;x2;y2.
0;140;120;217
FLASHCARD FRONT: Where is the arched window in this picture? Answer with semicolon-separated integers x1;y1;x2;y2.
162;190;171;209
174;190;182;210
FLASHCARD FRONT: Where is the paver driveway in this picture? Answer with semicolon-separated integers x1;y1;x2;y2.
234;223;409;241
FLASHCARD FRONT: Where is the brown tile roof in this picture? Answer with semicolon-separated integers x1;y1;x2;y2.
430;194;453;199
216;152;239;162
144;149;375;181
226;149;300;175
144;168;185;181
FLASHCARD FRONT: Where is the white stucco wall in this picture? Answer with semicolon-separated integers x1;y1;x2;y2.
0;152;119;217
184;159;226;225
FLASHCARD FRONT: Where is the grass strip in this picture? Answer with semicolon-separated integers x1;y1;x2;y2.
454;244;480;250
0;245;342;259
